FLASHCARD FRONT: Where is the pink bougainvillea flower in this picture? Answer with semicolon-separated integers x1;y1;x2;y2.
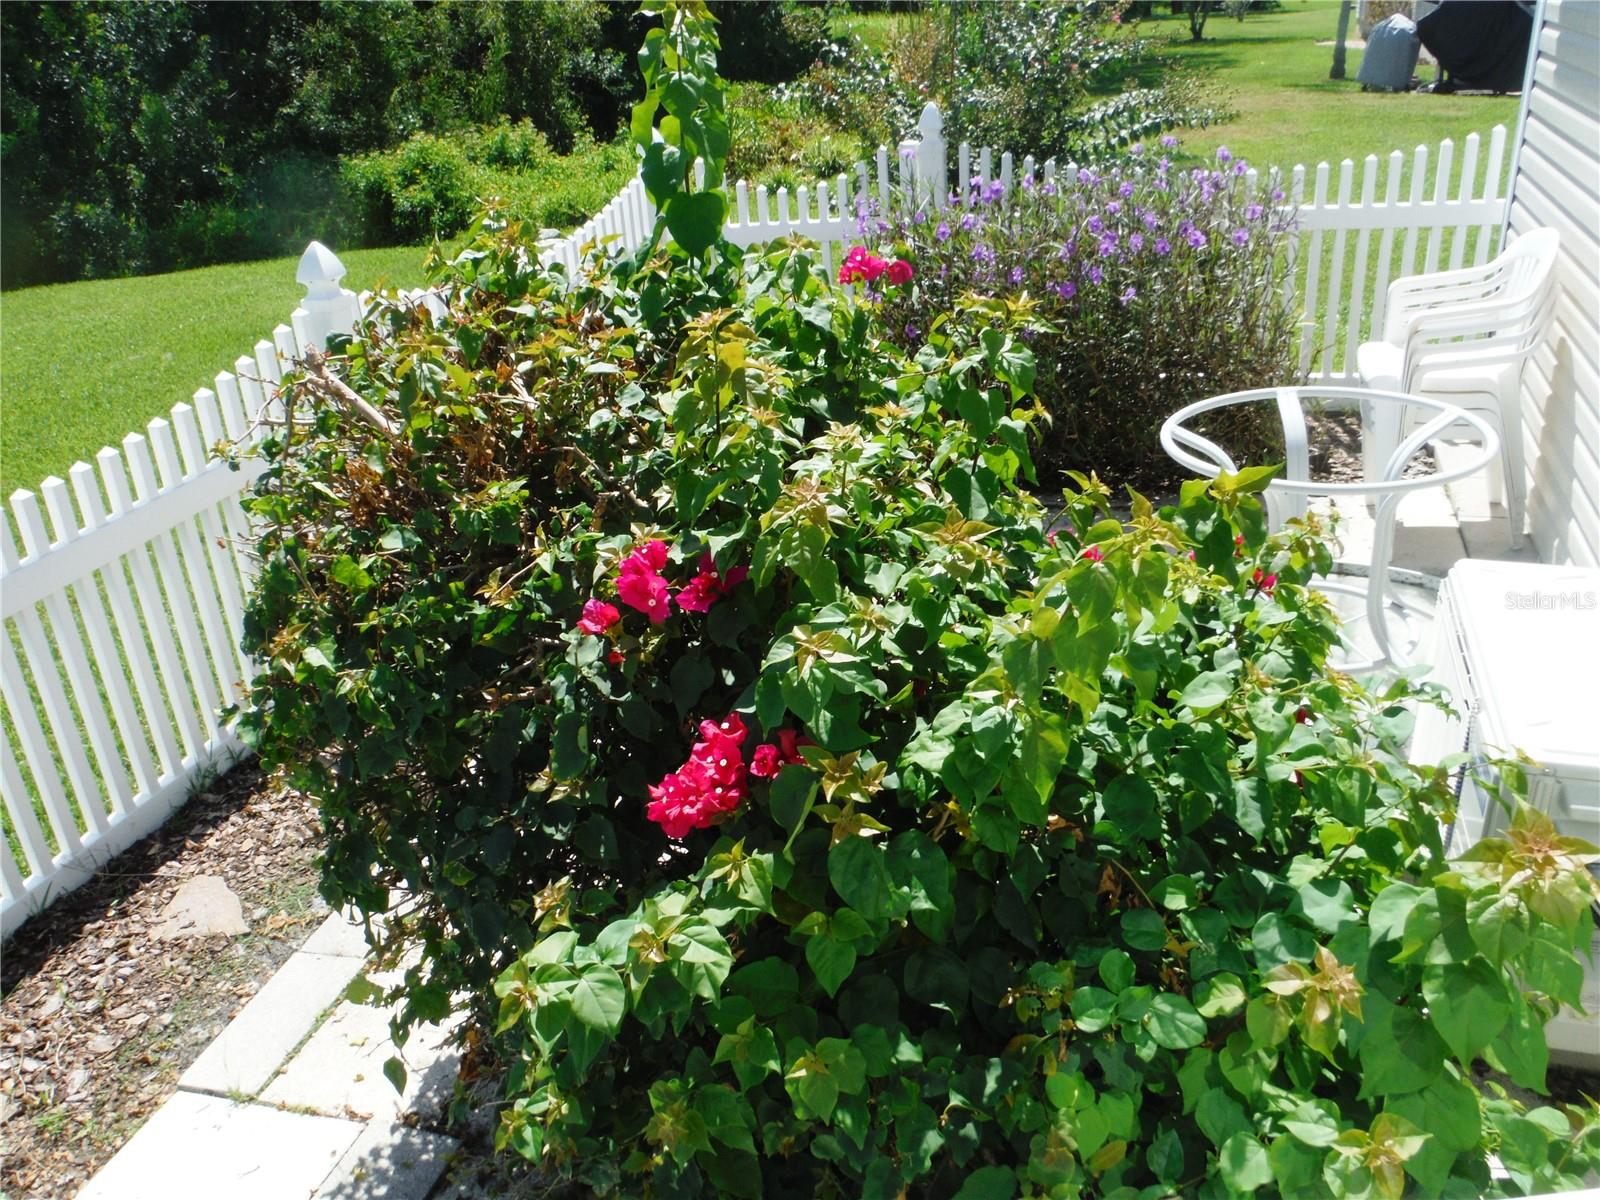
750;743;782;779
885;258;914;285
1081;545;1105;563
617;541;674;623
674;554;749;614
617;563;672;622
1252;568;1278;594
838;246;889;285
576;599;621;636
608;650;625;666
750;727;811;780
646;711;750;838
1045;530;1059;546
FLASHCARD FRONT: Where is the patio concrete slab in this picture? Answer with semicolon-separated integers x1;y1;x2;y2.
179;949;364;1097
76;1090;362;1200
260;996;462;1122
300;909;376;959
313;1120;458;1200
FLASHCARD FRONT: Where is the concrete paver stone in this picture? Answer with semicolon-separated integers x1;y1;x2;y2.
179;949;365;1097
76;1091;363;1200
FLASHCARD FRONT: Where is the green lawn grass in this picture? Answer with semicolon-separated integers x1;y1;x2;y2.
0;244;432;499
1142;1;1521;175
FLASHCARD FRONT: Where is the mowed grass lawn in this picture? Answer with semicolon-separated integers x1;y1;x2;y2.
0;244;431;498
1142;1;1521;174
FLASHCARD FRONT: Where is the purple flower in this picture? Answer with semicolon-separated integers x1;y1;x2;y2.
1119;286;1137;306
1154;237;1172;256
1245;204;1264;221
960;212;979;231
1010;266;1024;284
1141;209;1159;230
1060;240;1078;260
1128;232;1145;252
1055;280;1077;300
1186;228;1207;250
912;210;927;225
972;242;996;265
905;322;920;340
935;221;951;242
1119;181;1135;198
1041;181;1058;197
1088;265;1104;285
1161;135;1179;149
1106;200;1122;216
1272;187;1287;202
1233;161;1248;176
1087;215;1104;234
1022;173;1035;191
1077;168;1093;185
1216;146;1233;163
1231;228;1250;246
983;180;1004;204
1098;233;1118;257
1130;142;1146;157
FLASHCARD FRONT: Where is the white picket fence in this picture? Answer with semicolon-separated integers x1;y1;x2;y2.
0;108;1513;937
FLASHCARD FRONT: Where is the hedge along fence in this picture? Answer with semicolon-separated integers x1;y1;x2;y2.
0;112;1513;938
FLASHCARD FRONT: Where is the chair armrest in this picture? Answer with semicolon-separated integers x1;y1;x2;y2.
1383;265;1505;341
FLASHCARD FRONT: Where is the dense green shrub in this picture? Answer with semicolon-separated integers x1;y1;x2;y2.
242;204;1600;1194
237;8;1600;1197
709;1;831;85
871;141;1299;489
725;84;869;193
337;124;637;246
1;0;643;285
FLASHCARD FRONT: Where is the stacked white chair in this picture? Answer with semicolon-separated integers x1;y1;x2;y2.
1356;227;1560;548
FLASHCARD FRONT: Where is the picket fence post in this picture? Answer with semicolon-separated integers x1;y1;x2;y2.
914;103;948;209
292;241;361;354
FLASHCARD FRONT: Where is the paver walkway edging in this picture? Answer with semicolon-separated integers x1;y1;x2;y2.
75;911;460;1200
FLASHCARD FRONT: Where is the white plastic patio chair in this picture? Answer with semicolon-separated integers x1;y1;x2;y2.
1355;228;1559;549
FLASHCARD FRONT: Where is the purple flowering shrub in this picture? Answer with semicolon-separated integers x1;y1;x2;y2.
875;142;1302;489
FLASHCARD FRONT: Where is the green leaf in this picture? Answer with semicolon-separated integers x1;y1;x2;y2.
1121;908;1168;951
1070;985;1118;1033
806;924;857;998
568;962;628;1035
1421;959;1511;1064
1195;973;1247;1018
1146;994;1208;1049
953;1165;1018;1200
1099;948;1136;993
728;958;799;1018
1368;882;1425;946
888;831;954;943
1178;670;1233;714
1218;1132;1272;1192
382;1055;406;1095
1252;912;1315;972
1102;775;1162;841
663;190;727;257
829;836;897;922
1153;873;1199;911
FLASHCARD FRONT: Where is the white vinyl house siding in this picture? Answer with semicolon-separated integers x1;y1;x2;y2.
1504;0;1600;566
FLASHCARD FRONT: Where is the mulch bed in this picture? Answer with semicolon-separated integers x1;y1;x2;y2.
0;764;327;1200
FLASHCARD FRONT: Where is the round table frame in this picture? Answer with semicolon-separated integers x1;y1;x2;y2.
1160;386;1499;674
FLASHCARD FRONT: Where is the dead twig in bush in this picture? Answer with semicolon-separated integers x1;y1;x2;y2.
299;350;404;443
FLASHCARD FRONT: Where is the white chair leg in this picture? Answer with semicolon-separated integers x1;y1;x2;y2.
1499;384;1527;550
1362;394;1404;483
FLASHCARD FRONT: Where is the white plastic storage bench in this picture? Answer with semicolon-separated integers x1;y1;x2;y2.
1411;558;1600;1065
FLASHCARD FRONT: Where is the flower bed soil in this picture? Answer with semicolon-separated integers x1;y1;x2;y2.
0;766;324;1200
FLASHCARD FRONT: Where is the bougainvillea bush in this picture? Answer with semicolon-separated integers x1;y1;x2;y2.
238;211;1600;1196
870;142;1302;490
235;5;1600;1197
